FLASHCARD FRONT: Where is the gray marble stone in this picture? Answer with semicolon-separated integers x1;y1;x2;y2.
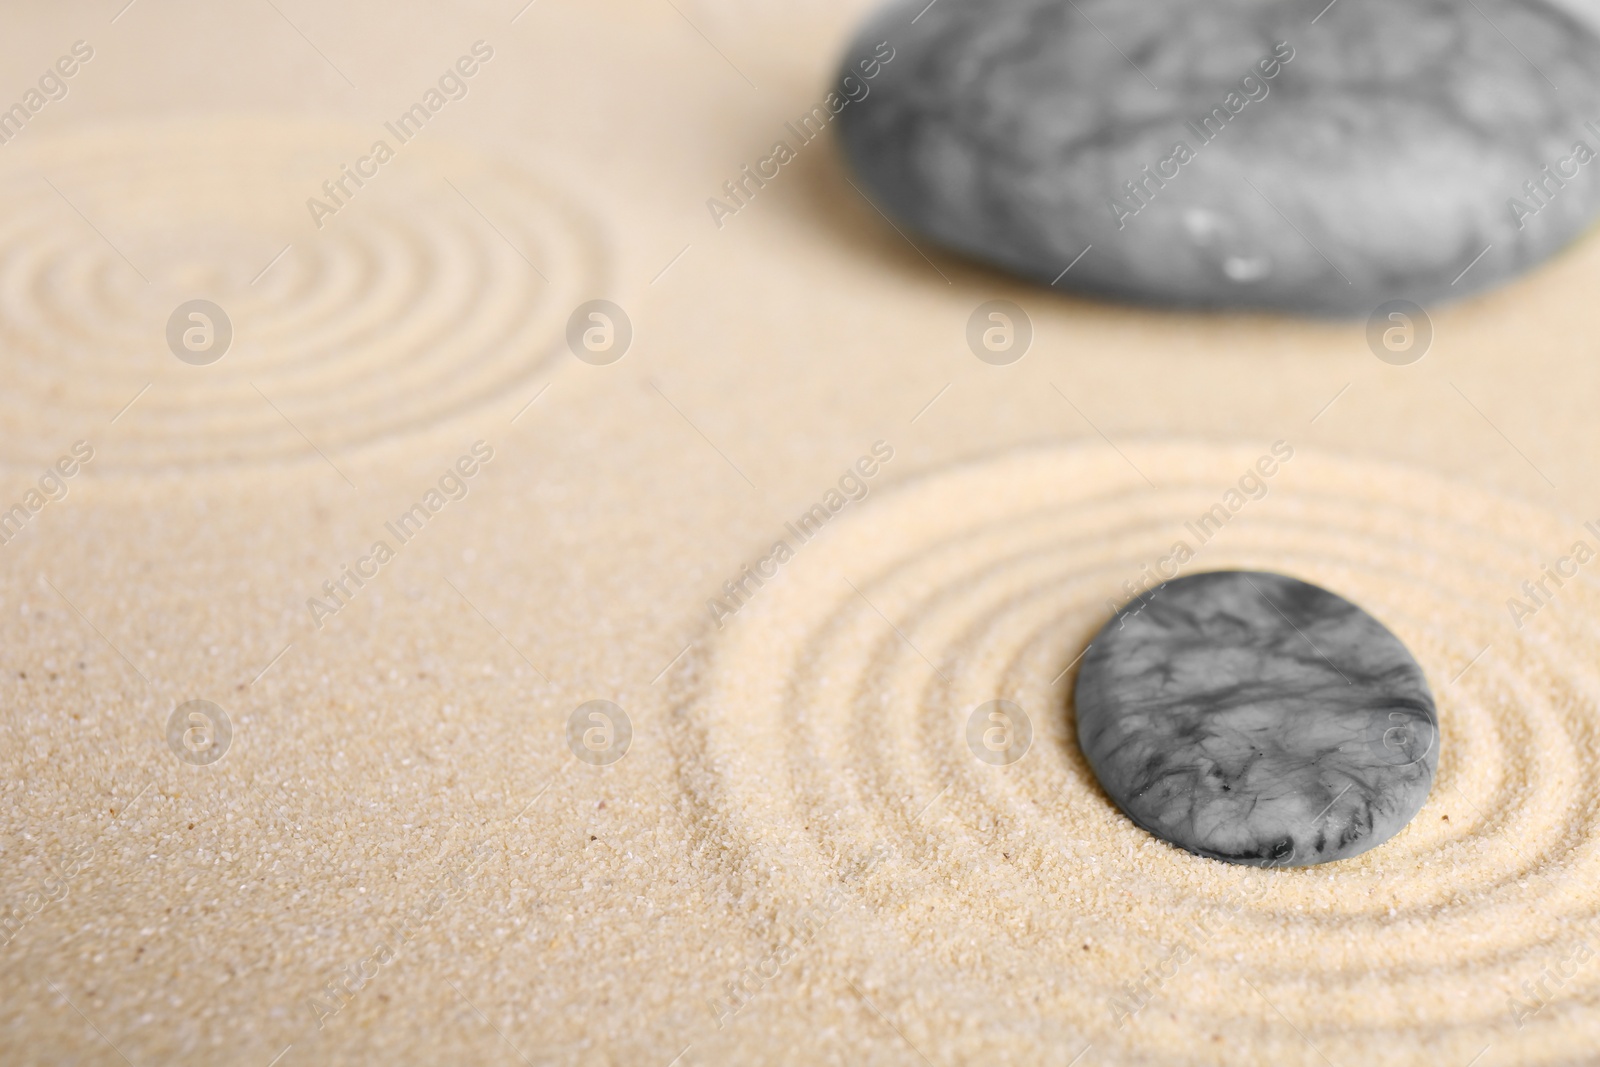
836;0;1600;315
1073;571;1437;866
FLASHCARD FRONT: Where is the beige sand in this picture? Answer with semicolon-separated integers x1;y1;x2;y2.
2;2;1599;1064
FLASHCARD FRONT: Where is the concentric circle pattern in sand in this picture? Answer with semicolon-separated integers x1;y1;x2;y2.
672;442;1600;1065
0;120;604;472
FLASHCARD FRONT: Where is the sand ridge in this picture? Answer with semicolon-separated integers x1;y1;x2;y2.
668;441;1600;1063
1;0;1600;1063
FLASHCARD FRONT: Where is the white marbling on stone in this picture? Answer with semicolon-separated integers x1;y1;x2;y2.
836;0;1600;314
1074;571;1437;867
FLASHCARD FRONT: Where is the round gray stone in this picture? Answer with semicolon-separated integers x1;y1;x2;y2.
1073;571;1437;867
836;0;1600;315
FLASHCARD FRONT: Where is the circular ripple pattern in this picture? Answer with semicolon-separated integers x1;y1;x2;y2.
672;443;1600;1065
0;119;605;472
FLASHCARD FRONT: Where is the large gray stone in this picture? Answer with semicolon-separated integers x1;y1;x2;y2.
836;0;1600;315
1073;571;1438;867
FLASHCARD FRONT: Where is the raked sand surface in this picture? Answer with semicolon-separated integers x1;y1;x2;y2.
3;1;1600;1064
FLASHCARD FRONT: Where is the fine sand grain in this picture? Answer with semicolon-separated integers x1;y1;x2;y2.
2;2;1600;1064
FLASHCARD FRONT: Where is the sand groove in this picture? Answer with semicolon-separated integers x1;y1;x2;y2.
0;120;605;472
671;442;1600;1064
